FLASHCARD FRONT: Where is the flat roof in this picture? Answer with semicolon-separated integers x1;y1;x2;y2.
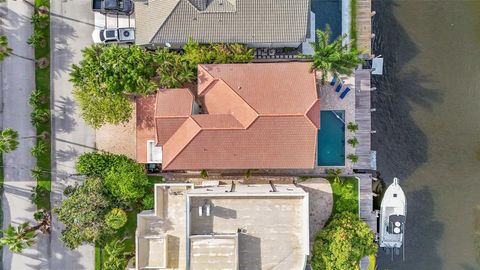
190;234;238;270
188;194;308;269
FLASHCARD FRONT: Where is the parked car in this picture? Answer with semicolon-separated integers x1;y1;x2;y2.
92;0;133;15
92;28;135;44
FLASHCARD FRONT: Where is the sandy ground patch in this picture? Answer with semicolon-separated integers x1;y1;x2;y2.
95;102;136;159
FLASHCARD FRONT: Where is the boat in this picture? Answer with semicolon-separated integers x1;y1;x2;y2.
379;177;406;258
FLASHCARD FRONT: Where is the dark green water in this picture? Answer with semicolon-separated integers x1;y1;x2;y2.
372;0;480;269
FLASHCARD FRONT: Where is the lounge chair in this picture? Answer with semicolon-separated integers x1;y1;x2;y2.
330;77;336;86
335;82;344;93
340;87;351;99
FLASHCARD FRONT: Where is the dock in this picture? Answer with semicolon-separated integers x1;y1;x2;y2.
357;172;377;270
354;69;374;171
356;0;373;55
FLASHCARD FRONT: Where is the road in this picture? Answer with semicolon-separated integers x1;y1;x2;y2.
0;0;51;269
50;0;95;269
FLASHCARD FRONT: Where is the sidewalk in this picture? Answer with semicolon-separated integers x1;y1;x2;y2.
0;0;49;269
50;0;95;269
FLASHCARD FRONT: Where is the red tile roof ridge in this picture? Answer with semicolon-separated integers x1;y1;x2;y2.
202;78;259;128
305;99;321;129
197;65;217;95
162;117;202;169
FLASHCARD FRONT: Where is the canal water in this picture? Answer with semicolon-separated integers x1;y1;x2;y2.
372;0;480;269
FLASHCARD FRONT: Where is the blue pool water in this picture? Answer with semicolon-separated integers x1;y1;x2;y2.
317;111;345;166
311;0;342;42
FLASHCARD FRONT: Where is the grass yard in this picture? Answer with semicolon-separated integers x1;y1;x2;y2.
95;175;164;270
33;0;51;210
351;0;358;49
328;176;359;217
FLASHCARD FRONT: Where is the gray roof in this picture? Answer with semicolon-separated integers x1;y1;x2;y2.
135;0;310;45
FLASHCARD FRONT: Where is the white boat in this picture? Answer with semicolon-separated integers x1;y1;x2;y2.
379;177;406;253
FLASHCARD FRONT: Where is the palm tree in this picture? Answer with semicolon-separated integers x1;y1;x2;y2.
0;128;19;153
0;210;51;253
0;223;36;253
306;25;364;84
327;168;342;184
0;35;12;62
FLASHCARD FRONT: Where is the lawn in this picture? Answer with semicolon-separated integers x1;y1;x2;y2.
351;0;358;49
95;175;164;269
328;176;359;217
33;0;51;210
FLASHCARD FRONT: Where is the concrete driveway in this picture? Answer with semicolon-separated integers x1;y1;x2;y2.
50;0;96;269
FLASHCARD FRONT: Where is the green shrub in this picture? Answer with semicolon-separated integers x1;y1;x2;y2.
347;137;359;147
31;165;43;180
31;185;48;205
31;140;48;158
104;164;148;203
31;108;50;128
103;239;131;270
347;122;359;133
105;208;127;230
27;29;46;48
327;168;342;184
347;154;359;164
75;152;130;178
29;89;46;108
142;194;154;210
311;212;377;270
31;13;49;29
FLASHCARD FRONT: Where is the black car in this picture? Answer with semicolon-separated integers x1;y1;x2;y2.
92;0;134;15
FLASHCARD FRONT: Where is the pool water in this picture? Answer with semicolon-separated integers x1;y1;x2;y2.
317;111;345;166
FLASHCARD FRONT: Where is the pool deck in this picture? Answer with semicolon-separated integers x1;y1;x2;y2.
317;72;356;173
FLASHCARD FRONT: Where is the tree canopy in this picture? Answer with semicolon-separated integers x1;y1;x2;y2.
307;26;363;84
54;177;113;249
311;212;377;270
103;159;148;203
76;152;148;203
70;41;254;128
70;45;157;95
0;223;36;253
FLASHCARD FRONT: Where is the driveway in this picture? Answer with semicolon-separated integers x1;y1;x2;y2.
0;0;50;269
299;178;333;249
50;1;95;269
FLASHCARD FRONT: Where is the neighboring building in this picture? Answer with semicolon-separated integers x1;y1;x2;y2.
135;183;310;270
136;62;320;171
135;0;311;48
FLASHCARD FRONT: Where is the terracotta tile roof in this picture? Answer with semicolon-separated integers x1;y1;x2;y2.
200;63;317;115
191;114;243;129
155;88;194;117
164;116;317;170
136;62;320;170
306;99;321;129
155;117;188;145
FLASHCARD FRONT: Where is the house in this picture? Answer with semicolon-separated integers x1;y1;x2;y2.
134;0;311;48
135;183;309;270
136;62;320;171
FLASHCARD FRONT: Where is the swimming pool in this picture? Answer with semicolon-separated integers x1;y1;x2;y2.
317;110;345;166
